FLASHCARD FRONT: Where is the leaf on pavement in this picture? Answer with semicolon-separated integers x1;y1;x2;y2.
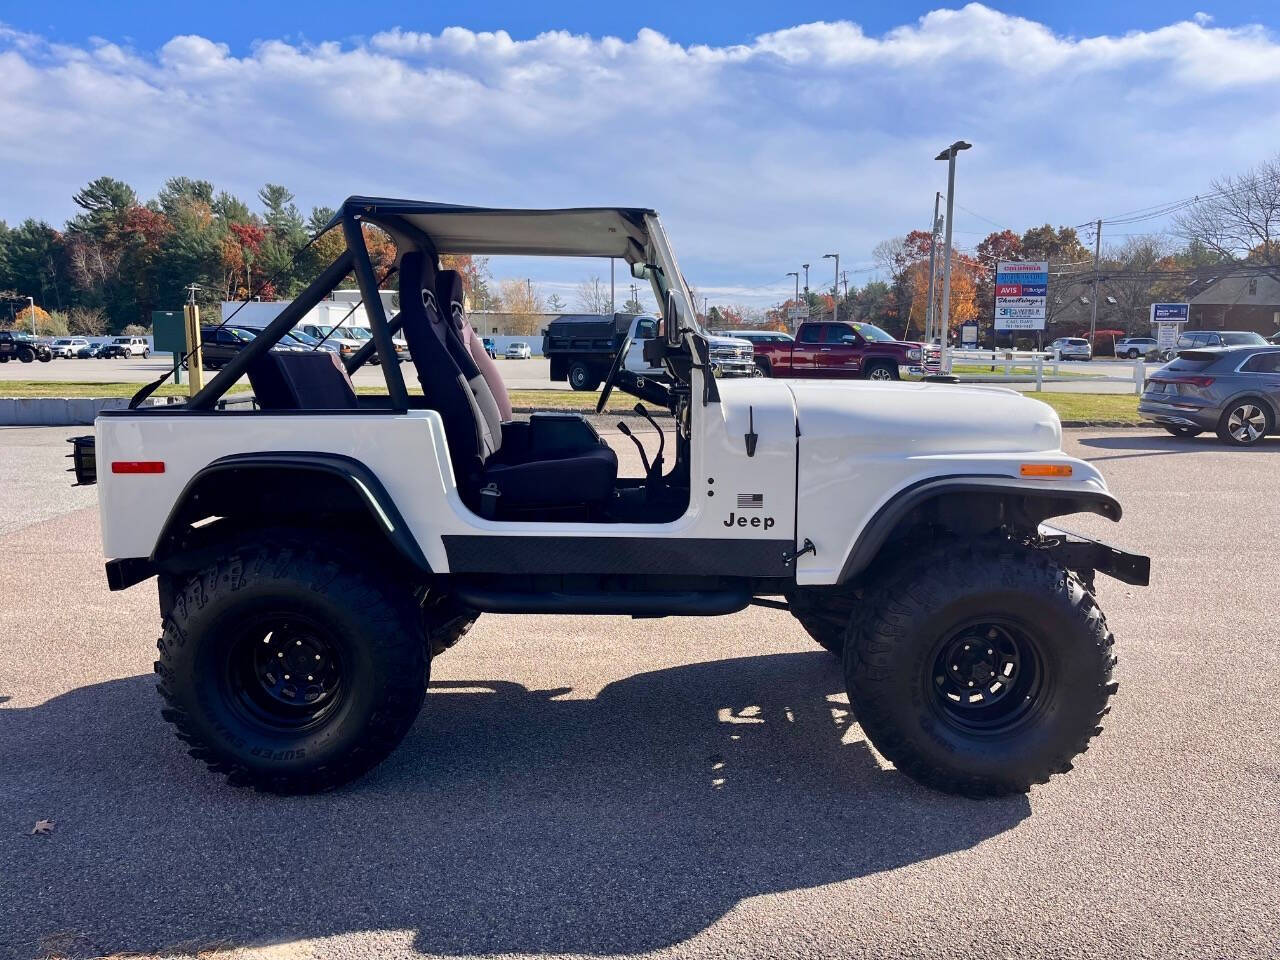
31;819;55;835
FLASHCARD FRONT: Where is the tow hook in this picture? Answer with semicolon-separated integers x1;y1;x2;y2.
783;538;816;566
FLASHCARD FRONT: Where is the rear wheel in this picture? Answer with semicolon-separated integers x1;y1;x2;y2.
754;357;772;378
1216;399;1270;446
844;540;1116;796
1163;425;1202;438
864;360;898;381
568;361;600;391
155;536;427;793
18;348;34;363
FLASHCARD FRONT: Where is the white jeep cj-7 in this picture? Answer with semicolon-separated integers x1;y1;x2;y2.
72;198;1148;796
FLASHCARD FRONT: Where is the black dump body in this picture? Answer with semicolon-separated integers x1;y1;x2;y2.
543;313;640;385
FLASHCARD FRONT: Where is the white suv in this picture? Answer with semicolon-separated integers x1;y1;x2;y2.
1050;337;1092;361
1115;336;1157;359
50;337;89;358
110;336;151;358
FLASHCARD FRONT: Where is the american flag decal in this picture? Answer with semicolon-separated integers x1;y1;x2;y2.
737;493;764;509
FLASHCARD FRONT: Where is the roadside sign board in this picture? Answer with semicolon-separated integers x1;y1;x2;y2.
961;322;978;348
151;310;185;354
994;261;1048;330
786;304;809;321
1150;303;1189;325
1156;323;1180;351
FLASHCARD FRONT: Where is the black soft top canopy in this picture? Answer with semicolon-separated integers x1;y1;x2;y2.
329;197;655;260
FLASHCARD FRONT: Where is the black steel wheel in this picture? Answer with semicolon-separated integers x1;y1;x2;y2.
156;535;427;792
844;540;1116;796
568;361;599;391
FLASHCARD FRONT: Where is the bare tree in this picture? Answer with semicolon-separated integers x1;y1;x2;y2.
576;275;613;315
498;278;543;336
1175;154;1280;279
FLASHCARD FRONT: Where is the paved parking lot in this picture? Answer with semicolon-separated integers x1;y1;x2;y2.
2;425;1278;959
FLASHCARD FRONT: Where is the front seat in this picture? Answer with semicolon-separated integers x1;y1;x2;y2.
397;251;617;517
437;269;512;420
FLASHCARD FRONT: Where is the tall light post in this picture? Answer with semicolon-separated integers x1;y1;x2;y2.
27;296;35;336
935;140;971;370
802;263;810;296
924;191;942;343
823;253;839;322
786;271;800;332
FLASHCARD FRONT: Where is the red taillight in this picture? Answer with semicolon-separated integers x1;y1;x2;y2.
111;461;165;474
1151;376;1215;388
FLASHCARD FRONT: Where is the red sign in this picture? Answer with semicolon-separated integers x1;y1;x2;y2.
996;283;1022;296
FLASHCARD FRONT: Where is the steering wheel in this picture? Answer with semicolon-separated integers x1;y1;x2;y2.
596;335;633;413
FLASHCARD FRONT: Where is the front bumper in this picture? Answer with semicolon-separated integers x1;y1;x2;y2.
1038;523;1150;585
711;358;759;378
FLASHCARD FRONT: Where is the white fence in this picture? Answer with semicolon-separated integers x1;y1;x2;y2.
944;350;1148;395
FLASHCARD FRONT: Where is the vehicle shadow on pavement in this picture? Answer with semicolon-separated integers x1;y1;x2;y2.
1;652;1029;958
1077;433;1279;461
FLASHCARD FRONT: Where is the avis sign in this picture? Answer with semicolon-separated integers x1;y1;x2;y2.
994;261;1049;331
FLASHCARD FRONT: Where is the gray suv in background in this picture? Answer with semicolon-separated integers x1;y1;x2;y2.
1140;345;1280;446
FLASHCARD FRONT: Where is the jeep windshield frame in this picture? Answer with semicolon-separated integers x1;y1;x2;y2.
186;196;702;410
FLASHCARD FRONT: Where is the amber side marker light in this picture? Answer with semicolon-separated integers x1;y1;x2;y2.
1020;463;1072;478
111;461;166;475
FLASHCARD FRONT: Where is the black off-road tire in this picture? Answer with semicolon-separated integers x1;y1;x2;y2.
844;540;1116;797
568;361;600;391
1163;425;1202;438
787;587;856;655
155;537;428;793
864;360;899;381
18;348;34;363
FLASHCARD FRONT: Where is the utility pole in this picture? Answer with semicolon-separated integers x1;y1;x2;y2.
1090;219;1102;346
924;191;942;343
936;140;972;370
823;253;840;322
802;263;810;296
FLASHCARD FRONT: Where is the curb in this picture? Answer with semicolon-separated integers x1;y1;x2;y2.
0;396;174;426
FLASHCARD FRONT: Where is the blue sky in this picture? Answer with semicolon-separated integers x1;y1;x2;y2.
2;3;1279;309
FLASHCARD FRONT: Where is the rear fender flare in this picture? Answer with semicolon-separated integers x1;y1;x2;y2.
151;452;430;574
836;476;1122;583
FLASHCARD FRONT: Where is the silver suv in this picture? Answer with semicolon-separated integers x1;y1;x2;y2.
1139;345;1280;445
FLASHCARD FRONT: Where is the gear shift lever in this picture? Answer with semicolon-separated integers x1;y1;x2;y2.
617;421;651;476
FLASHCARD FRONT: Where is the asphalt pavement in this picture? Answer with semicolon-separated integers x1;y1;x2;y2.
1;425;1278;959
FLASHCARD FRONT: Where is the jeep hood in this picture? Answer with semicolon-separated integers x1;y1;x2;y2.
786;379;1061;454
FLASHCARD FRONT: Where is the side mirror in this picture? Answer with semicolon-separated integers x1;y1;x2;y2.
630;262;651;280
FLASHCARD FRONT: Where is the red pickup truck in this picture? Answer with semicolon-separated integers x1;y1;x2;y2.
748;321;936;380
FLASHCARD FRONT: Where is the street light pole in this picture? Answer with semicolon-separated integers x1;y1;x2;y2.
786;271;799;333
935;140;971;371
924;191;942;343
823;253;840;322
802;263;810;296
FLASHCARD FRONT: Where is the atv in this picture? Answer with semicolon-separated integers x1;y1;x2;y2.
73;197;1148;797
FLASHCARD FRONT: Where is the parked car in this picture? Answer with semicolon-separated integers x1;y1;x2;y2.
482;337;497;359
1050;337;1093;361
506;341;532;359
1267;331;1280;345
750;320;936;380
76;342;104;359
1115;336;1157;359
50;336;89;358
342;325;411;364
300;323;362;359
1139;345;1280;446
192;325;308;370
287;327;340;354
101;335;151;358
0;329;54;363
1179;330;1266;349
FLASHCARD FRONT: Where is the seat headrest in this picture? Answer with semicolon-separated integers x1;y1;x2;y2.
436;270;466;328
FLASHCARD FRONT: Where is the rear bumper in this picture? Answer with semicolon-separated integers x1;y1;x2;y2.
1138;398;1220;430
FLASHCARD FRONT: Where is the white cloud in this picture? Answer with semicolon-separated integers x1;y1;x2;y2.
2;4;1279;306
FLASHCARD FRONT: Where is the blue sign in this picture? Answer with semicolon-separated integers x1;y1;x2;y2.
1151;303;1189;322
1019;283;1047;296
996;273;1047;286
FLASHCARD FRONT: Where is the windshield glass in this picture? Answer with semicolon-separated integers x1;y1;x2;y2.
1222;332;1266;345
346;327;372;340
289;329;320;346
852;323;896;343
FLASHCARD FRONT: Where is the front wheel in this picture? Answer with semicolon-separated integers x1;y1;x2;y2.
845;541;1116;797
18;348;34;363
1216;399;1270;446
864;360;899;381
155;537;428;793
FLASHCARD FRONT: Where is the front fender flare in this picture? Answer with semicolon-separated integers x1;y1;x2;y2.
836;475;1122;584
